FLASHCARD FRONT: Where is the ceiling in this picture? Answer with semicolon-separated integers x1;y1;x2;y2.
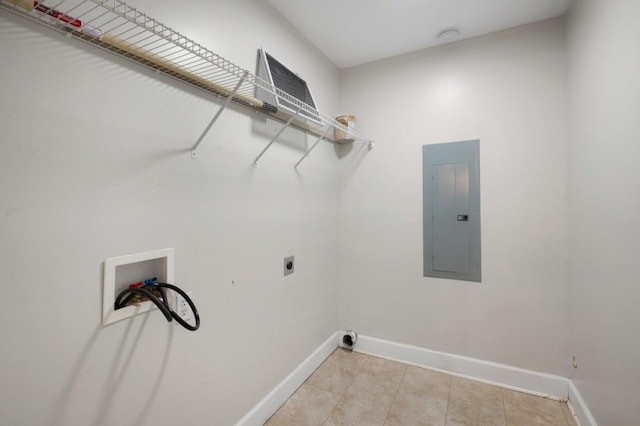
266;0;573;69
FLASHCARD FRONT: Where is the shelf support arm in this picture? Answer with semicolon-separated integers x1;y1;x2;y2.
191;71;248;159
254;109;301;165
294;126;332;169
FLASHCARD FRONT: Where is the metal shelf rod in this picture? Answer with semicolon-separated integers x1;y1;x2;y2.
295;126;332;169
254;109;301;165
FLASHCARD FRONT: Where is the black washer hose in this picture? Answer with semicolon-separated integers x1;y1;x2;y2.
114;283;200;331
154;282;200;331
115;287;173;322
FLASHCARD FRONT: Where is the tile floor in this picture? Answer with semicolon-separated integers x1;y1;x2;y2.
265;349;577;426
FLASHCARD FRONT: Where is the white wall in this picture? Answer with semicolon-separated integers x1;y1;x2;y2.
6;0;639;423
337;18;570;377
567;0;640;424
0;1;342;424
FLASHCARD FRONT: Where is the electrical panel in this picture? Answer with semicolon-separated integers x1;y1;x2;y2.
423;140;481;282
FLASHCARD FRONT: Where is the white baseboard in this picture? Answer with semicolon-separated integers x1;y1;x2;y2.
568;380;597;426
348;333;570;400
235;332;338;426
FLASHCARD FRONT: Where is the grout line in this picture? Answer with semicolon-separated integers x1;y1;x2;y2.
383;364;409;425
320;349;370;425
502;388;509;425
442;374;453;426
320;397;338;426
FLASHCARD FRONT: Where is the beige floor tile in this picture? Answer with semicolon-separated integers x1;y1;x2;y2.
264;410;297;426
385;412;431;426
503;389;569;425
330;348;372;365
387;365;451;425
265;384;340;426
324;398;387;426
445;396;506;426
402;366;452;399
305;349;370;397
389;385;448;425
359;356;408;382
341;373;399;419
269;352;574;426
449;376;503;411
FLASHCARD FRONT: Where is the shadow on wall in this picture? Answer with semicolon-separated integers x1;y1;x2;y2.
50;313;174;426
336;141;372;184
251;115;308;153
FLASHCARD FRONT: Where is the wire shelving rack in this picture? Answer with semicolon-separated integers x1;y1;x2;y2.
0;0;373;167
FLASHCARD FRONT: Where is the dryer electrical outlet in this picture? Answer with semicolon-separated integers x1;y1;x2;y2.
284;256;295;276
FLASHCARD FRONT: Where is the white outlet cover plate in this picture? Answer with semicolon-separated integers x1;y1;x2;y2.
174;292;192;322
103;248;174;326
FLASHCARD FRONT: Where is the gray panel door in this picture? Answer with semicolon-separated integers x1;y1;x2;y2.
423;140;481;282
433;163;470;273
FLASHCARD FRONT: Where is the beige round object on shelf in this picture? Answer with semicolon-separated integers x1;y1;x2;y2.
7;0;35;10
335;115;356;142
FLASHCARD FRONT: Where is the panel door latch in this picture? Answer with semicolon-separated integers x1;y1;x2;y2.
457;215;469;221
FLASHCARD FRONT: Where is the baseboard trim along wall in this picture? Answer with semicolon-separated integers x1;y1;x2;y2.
237;331;595;426
235;332;338;426
348;333;569;399
568;380;598;426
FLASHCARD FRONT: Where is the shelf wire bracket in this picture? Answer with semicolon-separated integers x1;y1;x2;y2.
254;108;301;165
191;71;248;159
294;125;332;169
